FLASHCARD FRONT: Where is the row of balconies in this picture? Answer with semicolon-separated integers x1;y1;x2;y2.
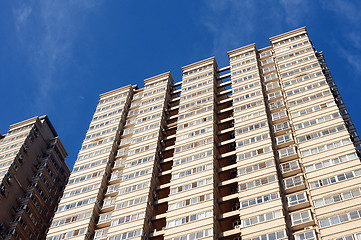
265;60;319;237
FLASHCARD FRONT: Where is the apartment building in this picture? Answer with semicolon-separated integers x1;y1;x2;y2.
0;116;70;239
47;27;361;240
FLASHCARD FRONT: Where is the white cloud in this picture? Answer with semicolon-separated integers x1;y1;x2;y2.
200;0;260;59
321;0;361;24
13;5;32;27
278;0;312;27
320;0;361;76
12;1;100;111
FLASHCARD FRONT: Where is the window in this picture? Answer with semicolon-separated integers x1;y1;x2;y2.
115;196;148;210
98;92;128;105
284;71;322;87
125;155;154;168
272;111;287;121
319;209;361;228
243;210;283;227
118;181;150;195
234;100;264;112
277;134;293;145
305;152;356;172
230;50;255;61
237;146;272;161
169;194;213;211
274;121;290;132
232;65;257;76
236;121;268;135
78;145;112;158
179;96;213;110
110;171;123;181
231;58;256;69
166;210;213;228
233;82;260;94
68;170;104;184
280;160;299;174
284;175;303;189
94;228;109;240
298;125;345;143
288;90;331;107
108;229;143;240
260;51;272;58
134;122;160;134
96;101;125;112
262;58;275;68
270;100;284;109
170;178;212;195
176;127;213;141
294;230;316;240
281;62;319;78
238;160;274;176
170;228;213;240
141;89;163;100
141;95;164;106
243;230;286;240
92;109;123;121
73;158;108;172
278;147;296;158
234;110;265;123
136;112;162;123
98;213;112;223
291;210;312;225
177;116;213;130
103;197;116;208
333;233;361;240
131;133;158;144
288;192;307;206
280;55;316;70
234;90;262;102
128;144;157;155
182;80;213;92
178;106;213;120
57;197;97;212
174;138;213;153
51;212;92;227
264;73;277;82
313;187;361;208
309;169;361;189
173;150;213;166
301;138;351;157
111;212;145;226
122;168;152;181
183;66;212;80
295;112;340;130
273;33;307;47
237;133;269;148
241;192;280;209
239;175;277;191
268;91;282;100
172;164;213;179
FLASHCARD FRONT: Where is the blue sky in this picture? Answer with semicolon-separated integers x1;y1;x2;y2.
1;0;361;170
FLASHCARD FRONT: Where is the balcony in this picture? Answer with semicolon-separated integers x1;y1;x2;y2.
280;160;301;177
283;175;305;194
287;192;310;211
290;210;314;231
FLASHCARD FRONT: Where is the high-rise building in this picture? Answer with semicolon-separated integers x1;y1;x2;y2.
47;27;361;240
0;116;70;240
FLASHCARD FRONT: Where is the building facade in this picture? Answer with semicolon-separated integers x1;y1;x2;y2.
47;27;361;240
0;116;70;239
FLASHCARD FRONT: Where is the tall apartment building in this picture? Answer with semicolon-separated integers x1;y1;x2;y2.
0;116;70;240
47;27;361;240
